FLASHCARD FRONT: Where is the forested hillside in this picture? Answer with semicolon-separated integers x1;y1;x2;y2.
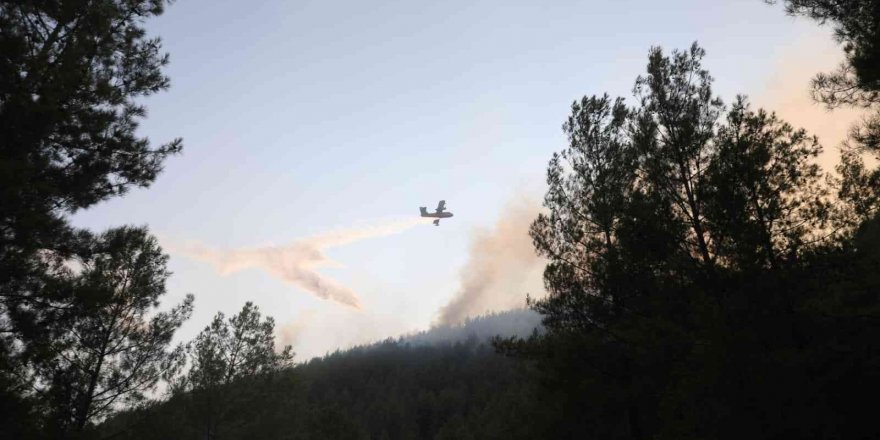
400;308;542;346
100;310;548;440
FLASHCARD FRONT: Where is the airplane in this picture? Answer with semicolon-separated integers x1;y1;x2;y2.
420;200;454;226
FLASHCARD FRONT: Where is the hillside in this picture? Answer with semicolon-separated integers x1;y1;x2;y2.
399;308;543;347
100;310;550;440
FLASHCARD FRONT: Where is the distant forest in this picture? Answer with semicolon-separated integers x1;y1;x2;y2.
100;310;546;440
2;1;879;439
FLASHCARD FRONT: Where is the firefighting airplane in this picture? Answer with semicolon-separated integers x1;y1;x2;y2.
419;200;454;226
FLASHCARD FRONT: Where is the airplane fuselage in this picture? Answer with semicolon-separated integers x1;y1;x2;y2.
419;207;453;218
421;212;454;219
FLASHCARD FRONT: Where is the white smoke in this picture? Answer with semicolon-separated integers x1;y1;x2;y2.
167;217;434;309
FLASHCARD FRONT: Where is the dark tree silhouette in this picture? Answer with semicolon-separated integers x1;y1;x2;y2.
500;43;880;439
40;227;192;438
769;0;879;110
0;0;182;329
0;1;182;436
173;302;294;440
768;0;880;255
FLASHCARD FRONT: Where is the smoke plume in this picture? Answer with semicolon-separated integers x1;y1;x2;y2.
277;310;316;349
168;217;433;309
435;197;547;326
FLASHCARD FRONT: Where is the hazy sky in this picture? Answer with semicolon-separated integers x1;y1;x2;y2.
71;0;859;360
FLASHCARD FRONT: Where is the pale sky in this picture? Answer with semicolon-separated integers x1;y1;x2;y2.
71;0;859;360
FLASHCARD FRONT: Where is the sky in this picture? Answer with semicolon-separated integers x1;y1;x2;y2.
70;0;863;360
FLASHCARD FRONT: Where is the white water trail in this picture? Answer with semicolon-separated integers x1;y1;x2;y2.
167;217;434;309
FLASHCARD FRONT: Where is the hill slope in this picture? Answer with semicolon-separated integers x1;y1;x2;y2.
102;310;550;440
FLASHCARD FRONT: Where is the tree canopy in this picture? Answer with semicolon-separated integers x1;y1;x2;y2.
0;1;184;437
41;227;193;437
500;42;880;439
0;0;182;328
769;0;880;157
161;302;294;440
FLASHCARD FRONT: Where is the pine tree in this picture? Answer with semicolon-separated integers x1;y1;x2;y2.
40;227;192;438
175;302;294;440
0;1;183;435
506;42;880;439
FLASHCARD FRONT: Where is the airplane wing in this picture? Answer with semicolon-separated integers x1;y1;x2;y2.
436;200;446;213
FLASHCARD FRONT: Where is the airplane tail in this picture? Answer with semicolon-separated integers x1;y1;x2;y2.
419;207;428;216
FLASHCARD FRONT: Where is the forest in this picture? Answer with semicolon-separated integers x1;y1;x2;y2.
1;0;878;439
98;310;546;439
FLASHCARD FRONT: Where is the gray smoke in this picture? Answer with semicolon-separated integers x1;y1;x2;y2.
435;197;547;326
277;310;316;349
